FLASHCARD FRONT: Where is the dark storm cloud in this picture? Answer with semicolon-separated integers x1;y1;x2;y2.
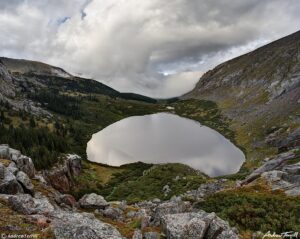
0;0;24;11
0;0;299;97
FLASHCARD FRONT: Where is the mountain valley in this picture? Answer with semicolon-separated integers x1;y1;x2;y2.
0;31;300;238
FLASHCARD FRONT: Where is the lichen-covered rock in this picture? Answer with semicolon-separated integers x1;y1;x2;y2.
7;162;18;175
8;148;21;161
135;200;156;210
0;145;10;159
144;232;160;239
79;193;109;209
0;145;35;178
66;154;82;176
162;185;171;196
8;194;54;215
0;163;23;194
28;214;51;229
282;162;300;179
55;194;77;208
242;151;296;185
126;210;137;218
141;215;151;230
102;206;123;220
51;211;123;239
206;213;239;239
16;171;34;194
43;167;70;192
132;229;143;239
13;155;35;178
277;128;300;150
161;211;239;239
242;150;300;196
152;199;192;226
118;200;127;211
152;198;161;204
285;186;300;196
162;213;209;239
181;180;225;201
260;161;300;196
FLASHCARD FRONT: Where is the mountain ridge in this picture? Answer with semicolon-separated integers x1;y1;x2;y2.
0;56;72;78
185;29;300;168
0;56;158;111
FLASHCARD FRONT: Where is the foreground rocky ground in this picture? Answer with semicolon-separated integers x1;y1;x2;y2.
1;144;300;238
0;144;240;238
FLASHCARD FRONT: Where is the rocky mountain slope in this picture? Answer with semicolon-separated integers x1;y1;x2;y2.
185;30;300;171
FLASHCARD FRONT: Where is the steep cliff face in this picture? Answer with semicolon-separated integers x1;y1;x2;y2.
185;30;300;166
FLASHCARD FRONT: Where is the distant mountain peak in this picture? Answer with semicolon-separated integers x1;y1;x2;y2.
0;57;72;78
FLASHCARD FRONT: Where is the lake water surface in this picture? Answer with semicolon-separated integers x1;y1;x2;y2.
87;113;245;177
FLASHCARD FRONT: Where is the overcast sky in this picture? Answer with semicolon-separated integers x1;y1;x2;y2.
0;0;300;98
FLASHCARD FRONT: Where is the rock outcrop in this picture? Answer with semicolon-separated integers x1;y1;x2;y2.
261;162;300;196
16;171;34;194
0;163;24;194
0;144;35;178
43;154;82;193
242;149;300;196
55;194;77;208
132;229;143;239
0;145;39;194
102;206;123;220
14;155;36;178
0;191;124;239
8;194;55;215
0;144;123;238
51;211;123;239
181;180;226;201
242;150;296;185
151;198;192;226
79;193;109;209
277;128;300;151
143;232;160;239
161;211;239;239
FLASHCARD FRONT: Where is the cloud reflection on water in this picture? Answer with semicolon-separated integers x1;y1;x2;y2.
87;113;245;177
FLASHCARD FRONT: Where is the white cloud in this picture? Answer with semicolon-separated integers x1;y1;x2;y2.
0;0;300;97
